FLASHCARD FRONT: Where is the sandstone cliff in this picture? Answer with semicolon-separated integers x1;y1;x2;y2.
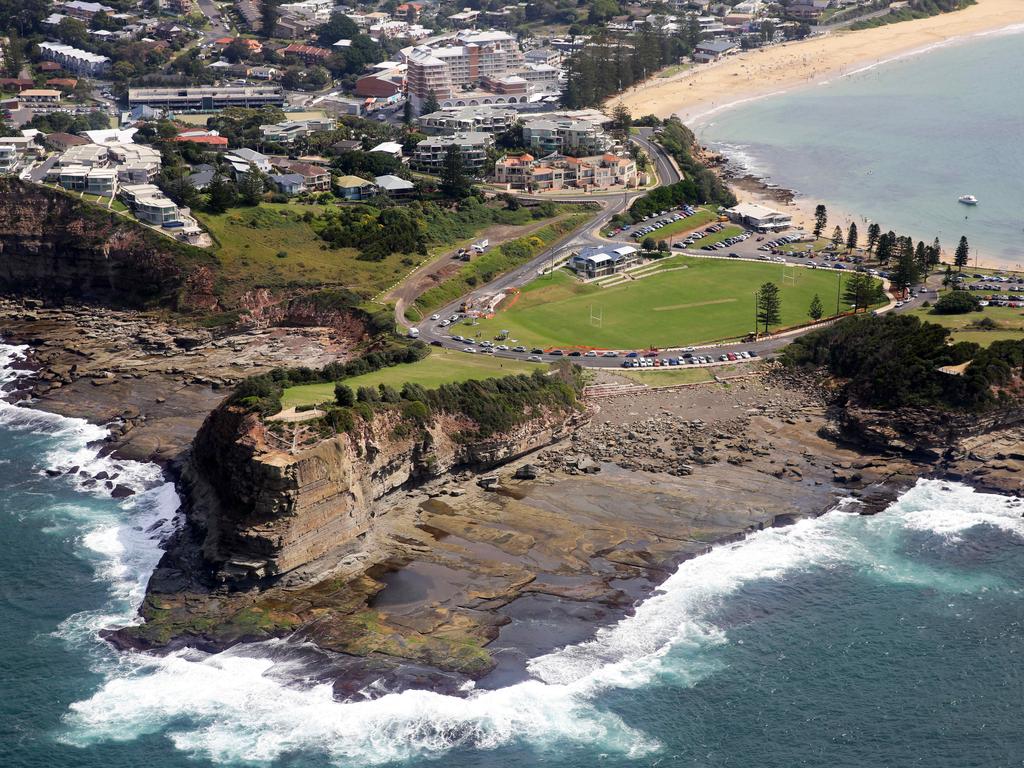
0;179;218;310
182;401;580;583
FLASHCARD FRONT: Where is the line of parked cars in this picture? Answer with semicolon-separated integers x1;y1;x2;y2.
757;233;805;251
621;350;758;367
622;205;703;240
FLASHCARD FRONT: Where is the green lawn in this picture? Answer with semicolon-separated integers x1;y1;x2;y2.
691;225;745;249
466;257;872;350
907;303;1024;346
655;207;718;240
281;349;544;408
779;238;829;253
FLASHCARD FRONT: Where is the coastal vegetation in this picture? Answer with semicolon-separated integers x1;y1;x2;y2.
850;0;976;30
281;350;543;409
232;347;581;441
784;314;1024;410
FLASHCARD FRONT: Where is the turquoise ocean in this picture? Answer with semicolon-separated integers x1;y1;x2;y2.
2;337;1024;767
694;27;1024;267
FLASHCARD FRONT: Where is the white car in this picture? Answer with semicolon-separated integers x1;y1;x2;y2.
430;314;440;320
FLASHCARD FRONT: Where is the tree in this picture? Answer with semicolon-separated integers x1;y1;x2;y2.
914;240;929;274
876;231;895;264
842;272;884;313
933;290;980;315
641;235;656;252
402;98;412;126
610;102;632;135
929;237;942;266
236;164;265;205
891;238;919;295
420;89;439;117
261;0;280;38
756;281;782;333
439;144;470;198
205;173;237;213
813;204;827;238
846;222;858;252
955;235;969;271
866;222;881;254
334;383;355;406
808;294;824;321
831;225;843;251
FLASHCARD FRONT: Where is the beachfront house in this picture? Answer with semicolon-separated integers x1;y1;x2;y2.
693;40;738;63
335;174;377;201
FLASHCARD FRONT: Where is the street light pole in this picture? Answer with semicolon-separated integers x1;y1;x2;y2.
836;271;842;316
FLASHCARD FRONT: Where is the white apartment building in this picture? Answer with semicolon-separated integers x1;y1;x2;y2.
57;165;117;195
120;184;180;225
411;131;492;173
38;42;111;76
521;117;613;156
0;145;18;174
259;117;336;143
416;105;518;134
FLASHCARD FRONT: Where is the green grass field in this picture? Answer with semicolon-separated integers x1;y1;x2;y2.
907;303;1024;346
464;257;872;350
656;208;718;240
281;349;543;409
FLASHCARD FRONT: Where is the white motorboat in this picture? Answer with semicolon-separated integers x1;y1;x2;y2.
958;194;978;205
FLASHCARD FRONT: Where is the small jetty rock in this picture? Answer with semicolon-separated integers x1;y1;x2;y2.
110;484;135;499
514;464;539;480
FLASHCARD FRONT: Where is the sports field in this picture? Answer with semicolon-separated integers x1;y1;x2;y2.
465;256;876;350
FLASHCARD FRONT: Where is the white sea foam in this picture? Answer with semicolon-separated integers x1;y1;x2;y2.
8;335;1017;768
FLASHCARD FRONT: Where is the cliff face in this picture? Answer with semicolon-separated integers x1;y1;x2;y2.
181;401;579;583
0;179;217;309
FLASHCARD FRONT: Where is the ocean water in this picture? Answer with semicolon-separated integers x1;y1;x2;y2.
695;27;1024;267
2;339;1024;767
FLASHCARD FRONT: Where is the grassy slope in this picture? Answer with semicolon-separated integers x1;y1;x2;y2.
412;214;590;314
651;207;717;239
466;257;870;350
691;225;745;249
907;303;1024;346
281;349;543;408
616;362;750;385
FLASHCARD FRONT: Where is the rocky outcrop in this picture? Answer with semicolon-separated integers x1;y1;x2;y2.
174;401;583;585
0;179;217;309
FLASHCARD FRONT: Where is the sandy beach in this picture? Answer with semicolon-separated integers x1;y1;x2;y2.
616;0;1024;124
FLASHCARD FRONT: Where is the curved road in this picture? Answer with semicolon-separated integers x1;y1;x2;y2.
411;134;926;370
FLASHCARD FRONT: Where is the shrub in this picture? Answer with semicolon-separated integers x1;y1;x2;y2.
932;290;981;314
357;386;380;403
334;383;355;406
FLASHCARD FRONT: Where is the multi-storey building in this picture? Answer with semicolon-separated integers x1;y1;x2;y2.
493;152;637;191
38;42;111;76
403;30;526;111
416;105;518;134
521;117;613;156
127;86;284;111
411;132;492;173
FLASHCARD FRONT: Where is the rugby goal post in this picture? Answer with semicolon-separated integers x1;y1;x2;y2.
589;303;603;328
782;264;798;287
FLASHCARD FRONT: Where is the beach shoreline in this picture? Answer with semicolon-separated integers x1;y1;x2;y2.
618;0;1024;270
616;0;1024;125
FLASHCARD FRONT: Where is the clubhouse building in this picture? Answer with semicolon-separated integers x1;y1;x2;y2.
724;202;792;232
569;244;640;278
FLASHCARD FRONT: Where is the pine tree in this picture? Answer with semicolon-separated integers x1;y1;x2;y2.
842;272;883;312
808;294;823;321
876;231;895;264
813;204;827;238
914;240;928;274
866;222;881;253
439;144;470;199
831;225;843;251
930;236;941;266
955;235;969;271
891;238;919;294
610;102;632;135
846;222;858;251
402;98;412;125
420;89;439;116
205;173;237;213
236;164;264;206
756;281;782;333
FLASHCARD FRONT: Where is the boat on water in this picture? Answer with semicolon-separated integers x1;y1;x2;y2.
958;194;979;205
